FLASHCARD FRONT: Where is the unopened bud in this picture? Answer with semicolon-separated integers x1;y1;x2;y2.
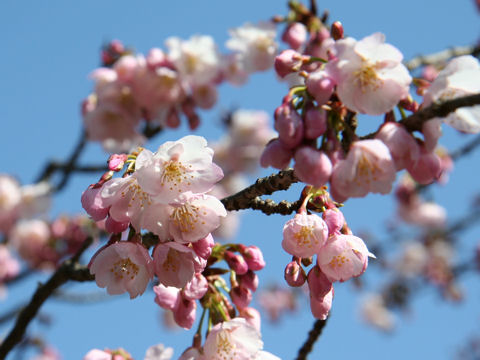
238;270;259;292
241;245;266;271
284;261;307;287
224;250;248;275
331;21;344;40
230;286;253;309
108;154;128;172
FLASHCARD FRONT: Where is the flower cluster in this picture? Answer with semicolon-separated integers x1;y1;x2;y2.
83;135;228;299
82;23;278;152
263;21;479;204
281;188;373;319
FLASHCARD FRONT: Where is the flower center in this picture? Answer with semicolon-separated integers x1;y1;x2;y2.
170;203;201;233
294;226;316;248
216;331;237;359
110;257;139;280
160;160;193;193
353;61;382;92
328;254;350;269
355;154;381;184
162;249;179;272
122;180;152;209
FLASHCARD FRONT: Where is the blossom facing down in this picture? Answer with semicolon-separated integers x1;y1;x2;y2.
330;139;396;201
317;234;373;282
202;318;263;360
89;241;154;299
423;55;480;133
144;344;174;360
325;33;411;115
153;242;204;288
282;212;328;258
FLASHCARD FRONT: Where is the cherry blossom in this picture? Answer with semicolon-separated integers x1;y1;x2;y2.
89;241;154;299
226;22;278;73
282;212;328;258
330;139;396;201
325;32;411;115
423;55;480;133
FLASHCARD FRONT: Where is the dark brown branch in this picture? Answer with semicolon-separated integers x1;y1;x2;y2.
249;197;302;215
405;44;480;71
400;93;480;132
221;169;299;212
295;318;328;360
0;238;92;360
450;133;480;161
35;130;88;192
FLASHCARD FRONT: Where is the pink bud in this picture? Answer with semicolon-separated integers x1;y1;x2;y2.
165;108;181;128
237;270;259;292
241;245;265;271
104;216;129;234
146;48;169;70
304;107;327;139
224;250;248;275
81;185;109;222
294;147;332;187
182;273;208;301
108;154;128;172
407;147;442;185
274;49;303;78
173;298;196;329
282;22;308;50
306;70;335;106
153;284;180;311
230;286;252;309
192;233;215;260
322;208;345;235
331;21;344;40
284;260;307;287
309;288;333;320
260;138;293;169
307;266;333;300
274;103;304;149
113;55;138;83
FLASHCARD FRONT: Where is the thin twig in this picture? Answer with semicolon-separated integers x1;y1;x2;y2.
0;238;92;360
405;44;480;71
295;318;328;360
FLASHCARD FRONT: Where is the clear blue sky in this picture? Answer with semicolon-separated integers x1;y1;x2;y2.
1;1;480;359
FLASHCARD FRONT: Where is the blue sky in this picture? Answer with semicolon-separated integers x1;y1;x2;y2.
1;0;480;359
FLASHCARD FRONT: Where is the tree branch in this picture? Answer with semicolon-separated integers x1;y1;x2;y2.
399;93;480;132
295;318;328;360
221;169;299;212
249;197;302;215
0;238;92;360
405;44;480;71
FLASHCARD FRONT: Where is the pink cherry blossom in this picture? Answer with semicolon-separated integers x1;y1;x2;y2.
423;55;480;133
83;349;111;360
238;270;259;292
225;250;249;275
226;22;278;73
166;35;221;87
360;293;394;331
322;208;345;235
307;265;333;301
165;193;227;244
81;185;109;222
240;245;265;271
325;32;411;115
153;242;202;288
305;70;335;106
238;307;262;333
9;219;52;268
202;318;263;360
330;139;396;201
231;286;253;308
135;135;224;204
282;212;328;258
0;245;20;283
89;241;154;299
274;49;303;78
192;233;215;259
182;273;208;301
274;102;304;149
406;146;442;185
317;234;372;282
304;107;327;139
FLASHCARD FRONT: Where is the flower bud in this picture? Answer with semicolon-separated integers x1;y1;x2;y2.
282;22;308;50
108;154;128;172
307;266;333;300
241;245;266;271
284;261;307;287
322;208;345;235
306;70;335;106
331;21;344;40
304;107;327;139
224;250;248;275
260;139;293;169
238;270;259;292
293;147;332;188
192;233;215;260
230;286;252;309
274;49;303;78
274;103;304;149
